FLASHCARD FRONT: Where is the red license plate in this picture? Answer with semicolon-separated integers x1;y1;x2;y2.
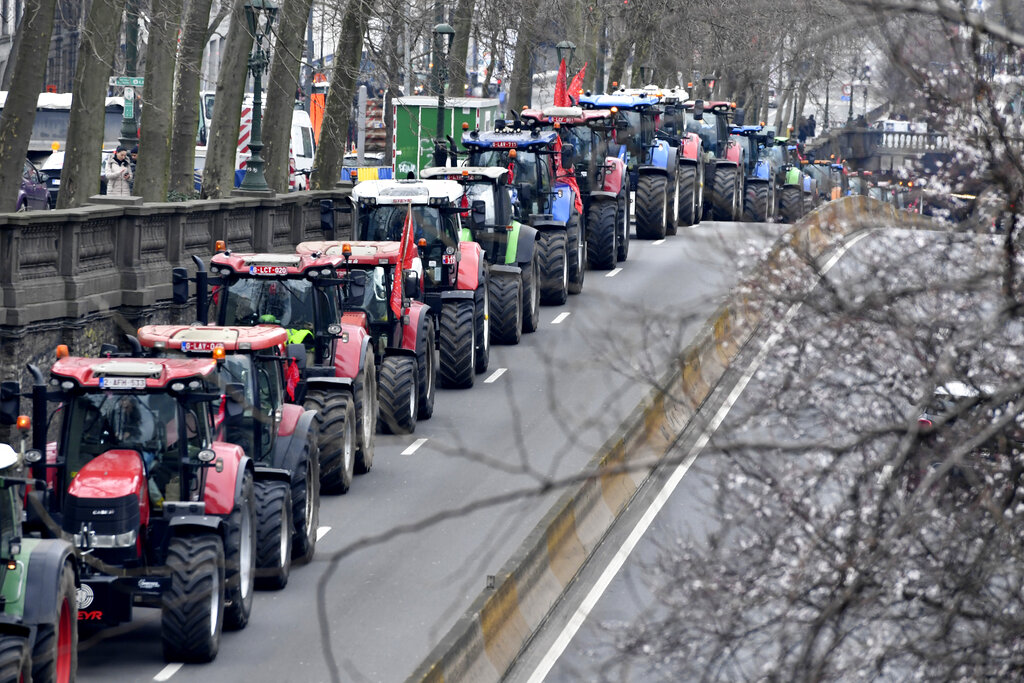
181;341;220;352
249;265;287;276
442;254;457;265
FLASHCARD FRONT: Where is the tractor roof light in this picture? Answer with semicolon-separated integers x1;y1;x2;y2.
610;106;618;113
417;238;427;248
215;240;227;252
55;345;69;359
342;243;352;258
16;415;30;431
212;345;226;361
462;122;469;130
509;149;517;159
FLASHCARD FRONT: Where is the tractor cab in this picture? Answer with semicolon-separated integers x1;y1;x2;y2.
419;167;515;266
519;106;623;195
683;100;738;159
579;91;663;172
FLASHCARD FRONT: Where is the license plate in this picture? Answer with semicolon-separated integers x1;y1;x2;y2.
100;377;146;390
51;179;61;186
491;141;517;148
249;265;287;276
442;254;457;264
181;341;220;352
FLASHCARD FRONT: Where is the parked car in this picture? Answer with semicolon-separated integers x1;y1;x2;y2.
39;150;63;207
17;158;49;211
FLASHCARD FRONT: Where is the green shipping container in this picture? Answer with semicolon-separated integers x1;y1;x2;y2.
392;96;501;178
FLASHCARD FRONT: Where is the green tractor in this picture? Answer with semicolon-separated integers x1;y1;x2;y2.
0;435;78;683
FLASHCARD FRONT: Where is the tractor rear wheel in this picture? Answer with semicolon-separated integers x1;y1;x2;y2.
712;167;739;221
744;183;769;222
489;269;523;344
568;215;586;294
587;201;616;270
677;166;698;227
290;441;319;562
31;560;76;683
537;230;568;305
616;194;630;262
780;185;804;223
665;172;680;236
0;635;29;683
416;316;437;419
223;470;255;631
254;481;292;590
439;299;476;387
379;355;419;433
161;534;224;662
305;389;355;495
353;354;376;474
474;270;490;372
635;175;668;239
521;255;541;333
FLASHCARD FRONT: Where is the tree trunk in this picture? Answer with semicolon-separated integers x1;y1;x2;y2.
57;0;126;209
310;0;368;190
0;0;58;210
136;0;184;202
263;0;314;193
509;5;539;114
202;0;253;198
446;0;473;97
607;34;632;89
168;0;214;196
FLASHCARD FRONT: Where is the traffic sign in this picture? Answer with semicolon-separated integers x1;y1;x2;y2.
123;87;134;119
841;83;852;96
840;95;851;102
109;76;145;87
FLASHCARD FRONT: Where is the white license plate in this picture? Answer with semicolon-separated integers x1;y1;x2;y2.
100;377;146;390
442;254;457;265
249;265;287;276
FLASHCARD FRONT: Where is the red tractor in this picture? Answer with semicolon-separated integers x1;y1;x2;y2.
683;100;746;221
136;324;325;579
8;355;258;662
295;239;438;433
173;249;377;492
520;106;631;269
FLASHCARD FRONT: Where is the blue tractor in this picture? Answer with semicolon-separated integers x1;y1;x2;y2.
462;120;583;305
580;89;681;239
731;124;778;222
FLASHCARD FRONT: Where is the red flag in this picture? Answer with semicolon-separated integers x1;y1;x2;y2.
568;62;588;104
553;59;569;107
285;358;300;400
553;136;584;215
390;204;415;318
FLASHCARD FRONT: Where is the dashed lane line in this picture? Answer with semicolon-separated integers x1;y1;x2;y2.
651;239;666;245
605;268;623;278
485;368;507;383
551;312;571;325
402;438;429;455
316;526;332;541
154;664;183;681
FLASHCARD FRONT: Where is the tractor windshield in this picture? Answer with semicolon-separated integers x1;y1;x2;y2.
218;277;317;331
62;392;207;500
339;267;389;322
358;204;457;249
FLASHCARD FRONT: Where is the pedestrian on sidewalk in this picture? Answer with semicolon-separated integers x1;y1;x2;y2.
807;115;816;138
104;146;133;196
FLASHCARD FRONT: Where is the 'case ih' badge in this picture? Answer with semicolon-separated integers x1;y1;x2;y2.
250;265;287;276
99;377;146;390
442;254;457;265
181;341;219;352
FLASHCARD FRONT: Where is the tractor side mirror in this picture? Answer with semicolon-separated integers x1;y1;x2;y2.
0;381;20;425
693;100;705;121
223;383;247;420
471;199;487;227
560;143;576;168
172;267;189;305
403;269;420;299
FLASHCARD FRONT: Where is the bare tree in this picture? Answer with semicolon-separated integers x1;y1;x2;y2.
168;0;216;197
136;0;184;201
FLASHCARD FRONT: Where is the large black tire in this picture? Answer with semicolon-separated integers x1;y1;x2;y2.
161;534;224;662
537;229;568;305
489;269;522;344
676;166;698;227
587;201;617;270
635;175;668;239
779;185;804;223
254;481;292;590
353;353;377;474
416;316;437;419
0;635;29;683
616;194;630;262
30;560;76;683
521;255;541;333
305;389;355;495
665;172;680;236
474;270;490;373
743;183;770;222
379;355;418;433
567;215;585;294
289;432;319;562
711;166;739;221
439;299;476;387
223;469;255;631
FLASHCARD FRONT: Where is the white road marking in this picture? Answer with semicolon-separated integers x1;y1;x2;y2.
605;268;623;278
316;526;332;541
154;664;183;681
484;368;507;383
551;312;571;325
527;232;869;682
402;438;429;455
651;238;666;245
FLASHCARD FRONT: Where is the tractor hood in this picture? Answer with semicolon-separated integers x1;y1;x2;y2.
67;449;146;500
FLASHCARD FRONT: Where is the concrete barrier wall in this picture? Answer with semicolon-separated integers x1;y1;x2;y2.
408;197;938;683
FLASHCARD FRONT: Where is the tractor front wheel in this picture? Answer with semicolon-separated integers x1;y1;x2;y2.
223;470;256;631
305;389;355;495
587;201;617;270
416;316;437;419
537;230;568;305
161;534;224;662
744;183;770;222
379;355;419;432
439;299;476;387
0;635;29;683
712;166;739;221
353;353;377;474
474;270;490;372
521;255;541;333
677;166;698;227
665;172;680;236
568;215;586;294
780;185;804;223
31;560;77;683
616;194;630;261
635;175;668;239
254;481;292;590
489;269;523;344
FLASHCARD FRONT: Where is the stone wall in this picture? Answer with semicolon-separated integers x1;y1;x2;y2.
0;189;352;437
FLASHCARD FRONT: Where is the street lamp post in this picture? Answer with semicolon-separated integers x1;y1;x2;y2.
432;22;455;167
556;40;576;100
238;0;279;192
119;0;140;152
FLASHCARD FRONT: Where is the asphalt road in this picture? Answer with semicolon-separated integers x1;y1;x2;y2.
76;219;785;683
506;226;1006;682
